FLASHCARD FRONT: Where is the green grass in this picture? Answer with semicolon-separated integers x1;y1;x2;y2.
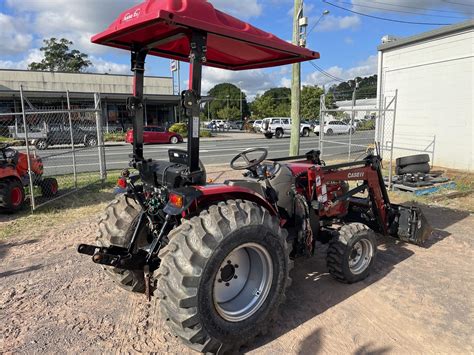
0;136;23;146
103;132;126;142
0;171;123;240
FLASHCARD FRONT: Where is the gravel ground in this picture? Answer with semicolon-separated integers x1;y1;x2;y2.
1;168;473;354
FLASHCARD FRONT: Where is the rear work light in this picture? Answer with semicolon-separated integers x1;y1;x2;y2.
117;177;127;189
169;193;183;208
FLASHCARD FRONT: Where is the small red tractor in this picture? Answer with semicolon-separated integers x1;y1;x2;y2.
0;143;58;212
78;1;432;353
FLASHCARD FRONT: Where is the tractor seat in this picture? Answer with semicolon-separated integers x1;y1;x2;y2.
223;180;266;197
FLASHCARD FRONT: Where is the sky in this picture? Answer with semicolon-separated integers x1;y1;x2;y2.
0;0;472;99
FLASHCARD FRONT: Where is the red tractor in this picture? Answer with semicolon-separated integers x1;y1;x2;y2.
78;1;432;353
0;143;58;212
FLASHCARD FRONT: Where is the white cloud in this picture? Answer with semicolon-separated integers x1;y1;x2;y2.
201;67;282;99
0;49;43;69
305;55;377;86
314;15;361;32
0;13;33;54
351;0;473;17
5;0;140;53
210;0;263;18
89;56;129;74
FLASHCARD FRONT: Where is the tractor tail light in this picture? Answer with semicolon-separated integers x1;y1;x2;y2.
117;177;127;189
169;193;183;208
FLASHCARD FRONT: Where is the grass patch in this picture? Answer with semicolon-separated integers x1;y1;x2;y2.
0;171;123;240
103;132;126;142
0;136;24;146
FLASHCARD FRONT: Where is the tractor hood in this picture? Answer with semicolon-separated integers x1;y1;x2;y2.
91;0;319;70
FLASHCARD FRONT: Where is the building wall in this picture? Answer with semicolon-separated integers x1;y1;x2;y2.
0;69;173;96
379;28;473;171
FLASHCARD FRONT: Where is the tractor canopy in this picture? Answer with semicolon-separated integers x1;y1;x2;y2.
92;0;319;70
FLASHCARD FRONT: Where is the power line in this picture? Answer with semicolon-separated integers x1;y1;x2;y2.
442;0;474;7
338;1;465;19
309;61;346;82
353;0;469;15
322;0;453;25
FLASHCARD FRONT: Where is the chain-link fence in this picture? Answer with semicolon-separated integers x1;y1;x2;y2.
0;86;106;212
318;91;398;187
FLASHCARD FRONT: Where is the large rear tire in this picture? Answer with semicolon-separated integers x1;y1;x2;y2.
326;223;376;283
156;200;292;353
96;194;147;293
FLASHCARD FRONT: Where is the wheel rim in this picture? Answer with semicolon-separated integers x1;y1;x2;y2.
213;242;273;322
37;141;46;149
11;186;23;206
171;136;178;144
89;138;97;146
51;181;58;194
348;239;373;275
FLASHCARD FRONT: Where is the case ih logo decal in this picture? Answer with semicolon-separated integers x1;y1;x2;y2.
123;9;141;21
347;172;365;179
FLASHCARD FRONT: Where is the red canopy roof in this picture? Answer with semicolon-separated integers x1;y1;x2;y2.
92;0;319;70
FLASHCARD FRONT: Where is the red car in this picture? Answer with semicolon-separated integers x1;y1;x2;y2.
125;126;183;144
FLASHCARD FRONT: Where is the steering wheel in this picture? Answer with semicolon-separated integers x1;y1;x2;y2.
230;147;268;170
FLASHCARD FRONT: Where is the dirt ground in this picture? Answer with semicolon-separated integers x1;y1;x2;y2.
1;167;473;354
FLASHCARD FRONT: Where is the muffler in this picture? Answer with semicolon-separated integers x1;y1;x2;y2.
391;205;433;246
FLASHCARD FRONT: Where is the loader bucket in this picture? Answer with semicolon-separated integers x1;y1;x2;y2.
392;204;433;246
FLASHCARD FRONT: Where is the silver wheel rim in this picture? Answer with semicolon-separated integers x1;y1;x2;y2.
171;136;178;144
213;242;273;322
89;138;97;146
348;239;373;275
38;141;46;149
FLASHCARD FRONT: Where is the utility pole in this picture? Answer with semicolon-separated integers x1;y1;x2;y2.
289;0;307;156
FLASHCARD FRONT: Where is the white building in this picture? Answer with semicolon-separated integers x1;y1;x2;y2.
335;98;377;121
376;20;473;171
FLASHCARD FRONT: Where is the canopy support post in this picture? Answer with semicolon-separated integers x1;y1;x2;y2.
129;47;148;163
183;31;207;174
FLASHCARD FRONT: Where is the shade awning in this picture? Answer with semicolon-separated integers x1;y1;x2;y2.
92;0;319;70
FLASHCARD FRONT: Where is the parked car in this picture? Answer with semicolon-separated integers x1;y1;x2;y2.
207;120;227;130
260;117;312;139
226;120;244;130
33;125;98;150
313;120;355;136
253;120;263;131
125;126;183;144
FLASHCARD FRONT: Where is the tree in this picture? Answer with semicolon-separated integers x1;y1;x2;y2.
217;106;240;120
328;75;377;101
203;83;250;120
301;85;324;120
251;87;291;119
28;38;92;72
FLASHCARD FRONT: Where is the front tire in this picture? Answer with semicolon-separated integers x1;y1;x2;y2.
96;194;148;293
156;200;292;353
170;136;179;144
302;128;310;137
35;139;48;150
275;129;283;139
326;223;376;283
39;177;59;197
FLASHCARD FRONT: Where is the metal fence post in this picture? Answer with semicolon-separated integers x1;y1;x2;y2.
319;94;324;157
94;93;106;181
388;89;398;190
19;85;36;211
66;91;78;188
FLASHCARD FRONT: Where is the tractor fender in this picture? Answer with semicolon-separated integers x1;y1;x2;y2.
164;184;277;216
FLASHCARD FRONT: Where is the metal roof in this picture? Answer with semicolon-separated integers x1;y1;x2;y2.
378;19;474;52
92;0;319;70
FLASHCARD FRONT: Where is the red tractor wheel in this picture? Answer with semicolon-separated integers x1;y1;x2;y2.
40;178;59;197
0;178;26;212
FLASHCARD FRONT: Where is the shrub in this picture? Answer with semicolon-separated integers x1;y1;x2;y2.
103;132;126;142
357;120;376;131
169;123;213;138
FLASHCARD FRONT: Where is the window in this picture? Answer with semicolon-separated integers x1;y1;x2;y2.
281;119;289;124
272;119;280;124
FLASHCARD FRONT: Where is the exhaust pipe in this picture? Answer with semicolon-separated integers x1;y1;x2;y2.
390;205;432;246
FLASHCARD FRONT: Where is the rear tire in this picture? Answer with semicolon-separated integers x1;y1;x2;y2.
264;133;273;139
302;128;310;137
170;136;179;144
86;136;98;147
326;129;333;135
39;177;59;197
156;200;292;353
326;223;376;283
396;154;430;167
275;129;284;139
0;178;25;213
96;194;147;293
396;163;430;175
